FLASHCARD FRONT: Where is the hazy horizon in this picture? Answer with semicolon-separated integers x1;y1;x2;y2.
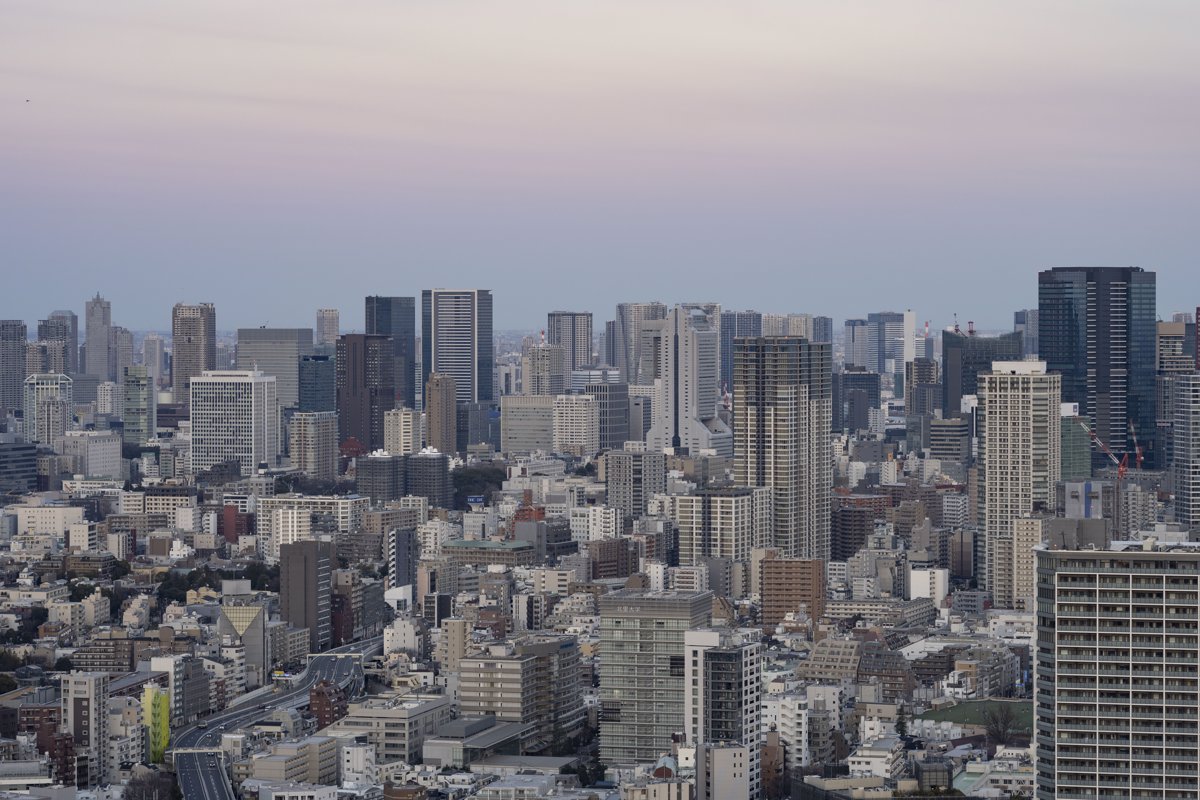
5;1;1199;330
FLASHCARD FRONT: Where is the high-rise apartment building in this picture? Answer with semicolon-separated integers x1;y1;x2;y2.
646;306;732;457
84;294;112;381
612;302;667;384
424;372;457;455
421;289;493;403
684;628;762;800
1038;266;1158;468
546;311;593;375
289;411;339;482
383;407;423;455
598;589;712;765
22;373;71;443
605;445;666;520
552;394;599;458
1173;372;1200;532
280;539;334;654
979;361;1061;606
734;336;833;560
189;370;280;476
171;302;216;400
523;341;566;396
759;551;826;629
236;327;313;410
365;296;417;410
316;308;340;348
672;486;772;565
0;320;28;411
120;366;157;446
63;672;110;788
1035;542;1200;800
336;334;395;451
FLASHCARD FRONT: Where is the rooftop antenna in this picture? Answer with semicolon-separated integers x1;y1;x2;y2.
953;314;960;334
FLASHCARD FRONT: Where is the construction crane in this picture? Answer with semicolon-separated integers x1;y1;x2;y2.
1128;421;1145;470
1078;419;1129;479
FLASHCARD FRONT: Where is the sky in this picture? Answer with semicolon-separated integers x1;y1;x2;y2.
3;1;1199;333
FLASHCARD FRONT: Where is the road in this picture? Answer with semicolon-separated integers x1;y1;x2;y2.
172;636;382;800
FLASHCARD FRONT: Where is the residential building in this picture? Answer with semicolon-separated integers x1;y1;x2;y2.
280;540;335;653
1035;541;1200;799
289;411;338;482
598;589;712;765
646;305;732;457
733;335;832;559
979;361;1061;606
171;302;216;400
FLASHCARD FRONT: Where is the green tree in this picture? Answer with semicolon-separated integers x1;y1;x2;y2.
0;673;17;693
54;656;74;672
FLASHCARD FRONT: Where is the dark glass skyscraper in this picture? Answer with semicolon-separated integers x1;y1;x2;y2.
335;333;395;451
941;330;1023;416
365;296;417;410
1038;266;1157;468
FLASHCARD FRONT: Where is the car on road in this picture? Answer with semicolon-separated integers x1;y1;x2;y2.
198;722;208;728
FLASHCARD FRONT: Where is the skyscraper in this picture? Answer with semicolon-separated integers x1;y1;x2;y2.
38;312;77;374
421;289;493;403
316;308;340;348
22;373;72;444
298;354;336;412
1038;266;1157;468
1173;372;1200;533
236;327;314;410
585;381;630;452
1035;541;1200;799
842;318;870;369
546;310;593;374
424;372;457;455
1013;308;1039;356
0;320;27;412
84;294;112;381
646;306;732;457
142;334;165;388
171;302;216;401
280;539;334;654
365;296;417;409
120;366;157;446
941;329;1023;417
335;334;395;451
598;589;712;765
979;361;1061;606
734;336;833;560
866;310;915;378
189;370;280;476
289;411;339;482
719;310;763;394
112;326;134;380
605;444;666;520
522;340;566;396
613;301;667;384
